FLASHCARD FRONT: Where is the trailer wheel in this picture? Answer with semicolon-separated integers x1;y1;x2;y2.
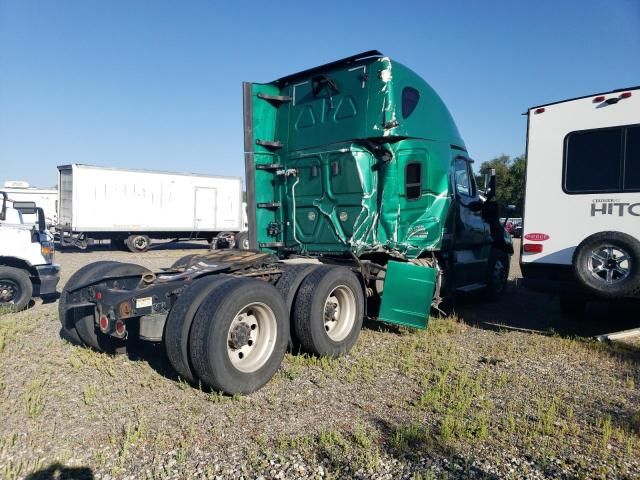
189;277;289;394
573;231;640;298
274;264;320;350
235;231;250;250
0;266;33;312
72;262;150;354
164;275;233;384
485;249;510;300
293;266;364;357
58;261;123;346
126;235;151;253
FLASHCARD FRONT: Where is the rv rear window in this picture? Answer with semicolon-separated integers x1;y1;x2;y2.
624;126;640;190
564;127;623;193
563;124;640;194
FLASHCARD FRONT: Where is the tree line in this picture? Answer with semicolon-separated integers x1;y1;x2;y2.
475;154;525;216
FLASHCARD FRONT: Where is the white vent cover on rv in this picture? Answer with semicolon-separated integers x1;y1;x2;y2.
3;181;30;188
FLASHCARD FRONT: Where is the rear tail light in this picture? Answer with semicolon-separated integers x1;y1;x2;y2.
523;243;543;253
99;316;109;332
593;96;605;103
534;108;545;114
620;92;632;99
115;320;126;337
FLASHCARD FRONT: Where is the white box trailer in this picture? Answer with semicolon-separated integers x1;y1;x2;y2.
520;86;640;305
56;164;244;252
0;183;58;227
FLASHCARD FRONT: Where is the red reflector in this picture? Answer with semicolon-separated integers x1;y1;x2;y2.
620;92;632;99
96;292;102;300
115;320;126;336
534;108;545;114
523;243;543;253
99;316;109;332
593;96;605;103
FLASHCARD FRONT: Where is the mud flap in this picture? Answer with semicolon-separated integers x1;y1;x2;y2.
378;261;436;329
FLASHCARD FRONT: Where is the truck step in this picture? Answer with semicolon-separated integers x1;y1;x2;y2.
257;202;281;209
256;139;283;149
257;92;292;104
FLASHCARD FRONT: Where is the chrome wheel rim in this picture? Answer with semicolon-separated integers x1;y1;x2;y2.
133;237;148;250
0;279;19;304
588;245;630;284
227;302;277;373
324;285;356;342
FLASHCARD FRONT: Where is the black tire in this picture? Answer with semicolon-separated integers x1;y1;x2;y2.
58;261;123;346
274;264;321;350
293;266;364;357
235;231;250;250
164;275;233;384
0;266;33;312
189;277;289;394
572;231;640;299
170;254;199;270
126;234;151;253
485;249;510;300
72;262;150;354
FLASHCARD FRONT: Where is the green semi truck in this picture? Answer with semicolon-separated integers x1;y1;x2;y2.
58;51;512;394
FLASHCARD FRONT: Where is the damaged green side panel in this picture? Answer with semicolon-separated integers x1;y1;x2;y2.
244;52;465;260
378;261;436;329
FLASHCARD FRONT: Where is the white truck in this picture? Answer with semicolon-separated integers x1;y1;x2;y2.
520;86;640;311
0;193;60;311
0;181;58;227
56;164;245;252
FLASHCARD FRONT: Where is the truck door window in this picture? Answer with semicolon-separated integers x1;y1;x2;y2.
402;87;420;119
405;163;422;200
454;158;472;197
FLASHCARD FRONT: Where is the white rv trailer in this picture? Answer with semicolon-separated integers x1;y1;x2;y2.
0;182;58;227
56;164;244;252
521;86;640;304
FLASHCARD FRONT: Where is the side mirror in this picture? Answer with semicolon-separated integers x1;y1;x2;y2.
36;207;46;232
484;168;496;201
0;192;6;221
13;201;37;215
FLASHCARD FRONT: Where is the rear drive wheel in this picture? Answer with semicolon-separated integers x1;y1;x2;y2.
235;231;250;250
573;231;640;299
189;277;289;394
164;275;233;384
485;249;510;300
293;266;364;357
0;267;32;312
127;234;151;253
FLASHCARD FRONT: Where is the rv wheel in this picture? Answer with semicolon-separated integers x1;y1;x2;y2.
573;231;640;299
188;277;289;394
293;266;364;357
126;235;151;253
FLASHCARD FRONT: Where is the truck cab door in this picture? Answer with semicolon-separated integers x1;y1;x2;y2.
451;157;491;288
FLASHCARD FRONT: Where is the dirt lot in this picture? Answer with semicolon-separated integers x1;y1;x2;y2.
1;240;639;479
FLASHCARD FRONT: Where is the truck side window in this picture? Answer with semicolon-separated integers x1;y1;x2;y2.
454;158;472;197
624;126;640;190
405;163;422;200
402;87;420;119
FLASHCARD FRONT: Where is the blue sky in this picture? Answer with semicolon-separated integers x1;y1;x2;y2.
1;0;639;188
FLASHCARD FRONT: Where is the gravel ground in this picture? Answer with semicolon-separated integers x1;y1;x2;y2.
1;240;639;480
